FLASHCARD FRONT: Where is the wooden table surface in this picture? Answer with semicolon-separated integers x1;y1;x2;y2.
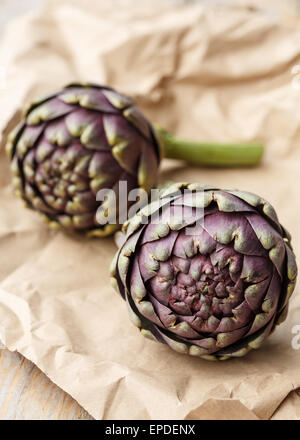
0;346;93;420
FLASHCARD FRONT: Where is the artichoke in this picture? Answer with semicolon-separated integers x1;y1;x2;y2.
111;183;297;360
6;83;264;237
6;83;161;237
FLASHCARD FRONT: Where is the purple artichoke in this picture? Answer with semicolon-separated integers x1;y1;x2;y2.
111;183;297;360
6;83;160;237
6;83;265;237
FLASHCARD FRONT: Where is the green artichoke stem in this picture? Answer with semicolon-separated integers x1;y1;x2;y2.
155;126;264;167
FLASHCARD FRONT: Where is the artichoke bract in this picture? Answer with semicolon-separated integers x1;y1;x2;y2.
6;84;160;237
111;183;297;360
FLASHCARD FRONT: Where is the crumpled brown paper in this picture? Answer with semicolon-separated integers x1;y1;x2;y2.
0;0;299;420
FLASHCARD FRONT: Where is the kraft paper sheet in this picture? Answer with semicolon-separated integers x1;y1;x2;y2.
0;0;299;420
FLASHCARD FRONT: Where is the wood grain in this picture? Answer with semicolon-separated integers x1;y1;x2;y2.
0;347;93;420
